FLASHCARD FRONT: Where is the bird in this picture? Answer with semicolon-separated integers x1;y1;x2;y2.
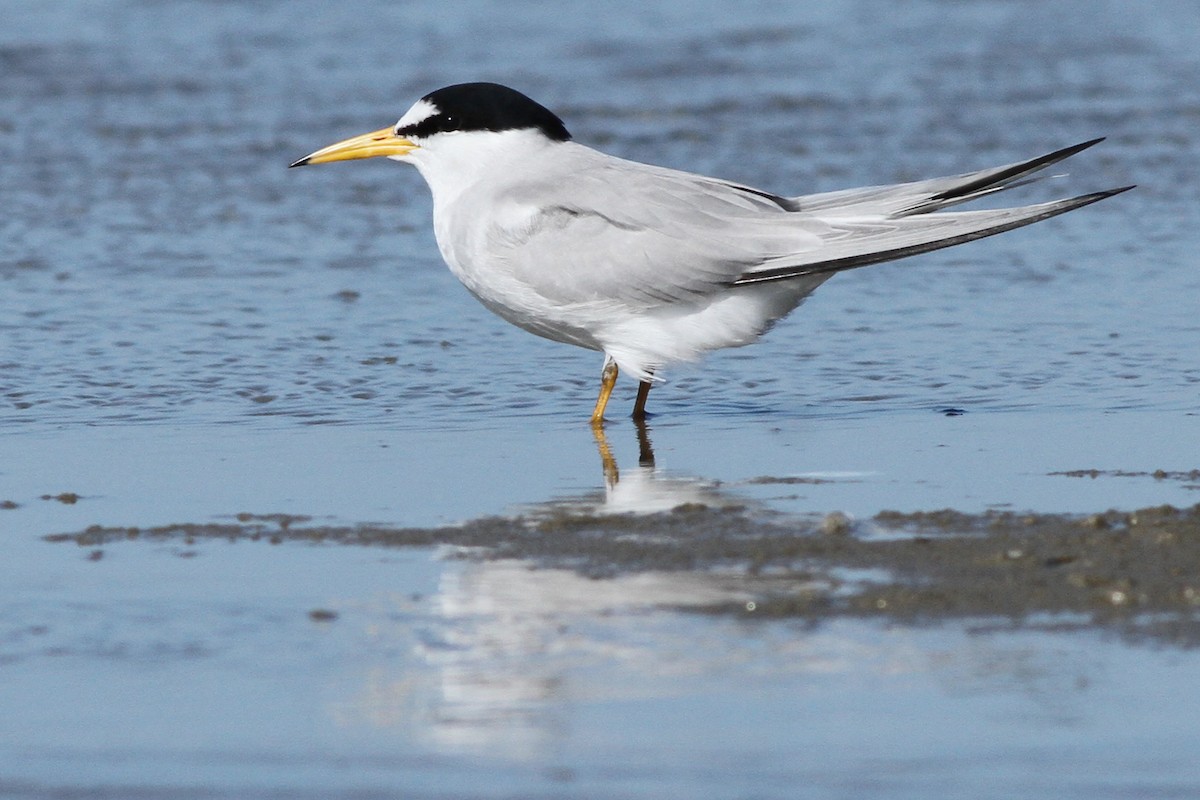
290;82;1131;425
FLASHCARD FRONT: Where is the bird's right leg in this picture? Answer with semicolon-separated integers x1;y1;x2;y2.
590;355;619;426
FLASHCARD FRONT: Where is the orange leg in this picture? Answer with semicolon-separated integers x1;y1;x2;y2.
590;357;619;426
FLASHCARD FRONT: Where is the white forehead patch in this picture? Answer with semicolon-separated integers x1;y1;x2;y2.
394;99;439;133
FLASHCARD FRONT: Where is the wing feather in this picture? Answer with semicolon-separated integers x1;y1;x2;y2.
734;187;1133;285
473;140;1129;307
485;154;820;309
792;138;1108;217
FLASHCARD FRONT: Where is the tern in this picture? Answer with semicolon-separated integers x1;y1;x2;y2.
291;82;1130;424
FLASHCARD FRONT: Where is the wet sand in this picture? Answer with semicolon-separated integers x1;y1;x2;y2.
47;498;1200;645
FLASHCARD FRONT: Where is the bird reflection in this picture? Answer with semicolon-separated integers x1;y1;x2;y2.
578;418;739;515
592;416;655;488
331;421;758;755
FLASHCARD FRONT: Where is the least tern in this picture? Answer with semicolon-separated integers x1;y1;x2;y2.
291;82;1130;424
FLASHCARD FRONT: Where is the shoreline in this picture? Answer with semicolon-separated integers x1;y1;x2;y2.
47;501;1200;645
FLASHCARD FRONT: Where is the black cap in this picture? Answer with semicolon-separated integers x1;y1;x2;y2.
397;82;572;142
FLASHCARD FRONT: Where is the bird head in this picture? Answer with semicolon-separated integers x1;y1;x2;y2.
289;82;571;169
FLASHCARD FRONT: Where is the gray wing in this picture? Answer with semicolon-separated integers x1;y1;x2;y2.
487;154;825;309
486;140;1131;301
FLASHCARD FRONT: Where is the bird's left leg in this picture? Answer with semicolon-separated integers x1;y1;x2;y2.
590;355;619;426
632;375;653;421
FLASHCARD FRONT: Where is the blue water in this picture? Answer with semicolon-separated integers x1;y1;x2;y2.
2;0;1196;429
2;1;1199;797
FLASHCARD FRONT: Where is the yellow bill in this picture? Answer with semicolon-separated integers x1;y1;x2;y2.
289;127;417;167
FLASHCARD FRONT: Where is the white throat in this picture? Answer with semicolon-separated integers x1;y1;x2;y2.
402;128;562;208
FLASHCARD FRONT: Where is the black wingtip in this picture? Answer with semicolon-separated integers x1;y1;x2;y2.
1078;184;1136;204
1009;184;1135;220
1034;137;1107;165
288;157;310;168
1065;136;1106;153
929;137;1110;204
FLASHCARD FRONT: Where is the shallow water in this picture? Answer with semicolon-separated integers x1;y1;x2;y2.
3;1;1200;797
6;538;1200;799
